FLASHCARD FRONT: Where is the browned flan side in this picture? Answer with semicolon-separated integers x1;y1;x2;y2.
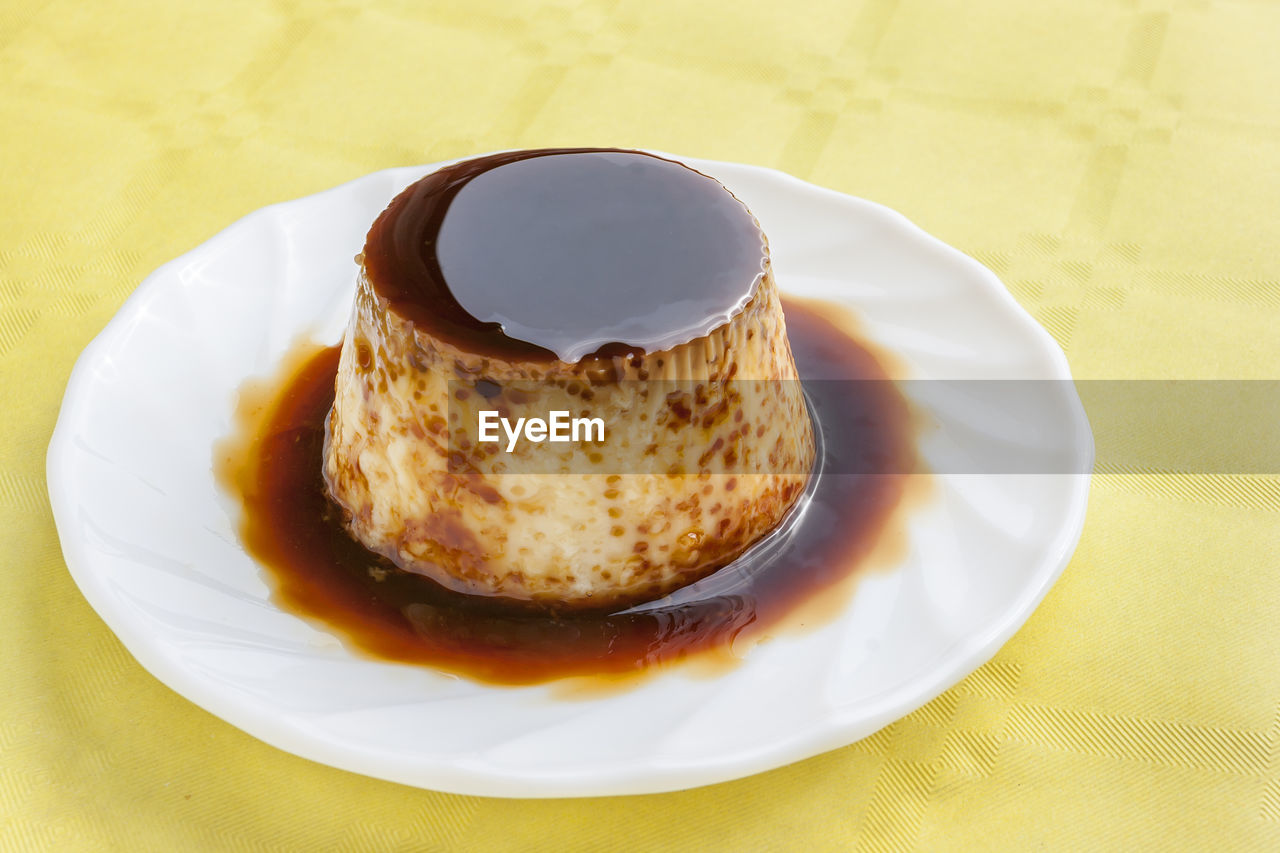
322;151;815;609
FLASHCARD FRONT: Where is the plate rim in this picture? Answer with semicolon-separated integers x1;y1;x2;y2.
47;151;1094;797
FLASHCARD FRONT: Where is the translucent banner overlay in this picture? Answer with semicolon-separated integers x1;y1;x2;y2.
444;380;1280;475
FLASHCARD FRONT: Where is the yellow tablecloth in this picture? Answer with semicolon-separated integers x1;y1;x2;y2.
5;0;1278;848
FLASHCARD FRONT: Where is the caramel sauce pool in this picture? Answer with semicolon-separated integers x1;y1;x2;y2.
220;299;914;685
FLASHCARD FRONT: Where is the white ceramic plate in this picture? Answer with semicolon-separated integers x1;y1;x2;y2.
48;153;1092;797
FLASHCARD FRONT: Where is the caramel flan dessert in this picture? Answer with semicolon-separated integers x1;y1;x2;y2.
322;148;815;609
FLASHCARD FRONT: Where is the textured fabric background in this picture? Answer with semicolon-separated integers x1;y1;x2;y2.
4;0;1279;849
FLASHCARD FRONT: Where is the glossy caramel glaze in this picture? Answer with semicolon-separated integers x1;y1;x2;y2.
364;148;766;363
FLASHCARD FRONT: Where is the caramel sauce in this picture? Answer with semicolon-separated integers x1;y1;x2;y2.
364;148;766;363
219;299;915;685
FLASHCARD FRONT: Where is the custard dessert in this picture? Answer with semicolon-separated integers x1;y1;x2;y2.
323;149;815;608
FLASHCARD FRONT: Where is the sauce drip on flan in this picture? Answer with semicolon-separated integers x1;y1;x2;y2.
363;149;767;363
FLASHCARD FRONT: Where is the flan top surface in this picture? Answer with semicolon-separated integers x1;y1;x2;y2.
362;148;768;364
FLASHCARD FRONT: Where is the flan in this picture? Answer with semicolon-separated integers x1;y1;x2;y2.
322;149;815;608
